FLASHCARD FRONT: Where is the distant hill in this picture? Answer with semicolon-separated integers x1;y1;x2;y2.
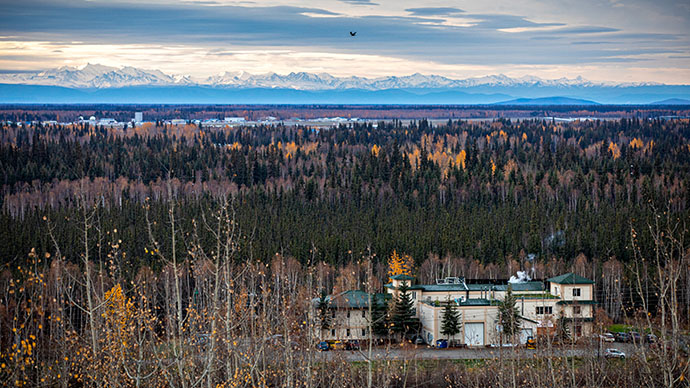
493;97;600;106
650;98;690;105
0;84;511;104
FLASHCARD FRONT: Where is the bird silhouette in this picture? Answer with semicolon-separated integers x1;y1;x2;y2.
349;31;357;36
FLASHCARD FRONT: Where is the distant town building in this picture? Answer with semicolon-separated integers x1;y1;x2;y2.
134;112;143;122
224;117;246;123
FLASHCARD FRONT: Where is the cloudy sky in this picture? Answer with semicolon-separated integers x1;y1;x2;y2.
1;0;689;83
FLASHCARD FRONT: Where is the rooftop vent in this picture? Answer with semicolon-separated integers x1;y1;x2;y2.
436;277;465;285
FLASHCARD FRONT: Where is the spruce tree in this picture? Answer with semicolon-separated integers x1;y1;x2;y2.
441;297;461;344
371;293;389;336
391;282;417;340
317;290;331;331
557;310;571;342
498;285;521;342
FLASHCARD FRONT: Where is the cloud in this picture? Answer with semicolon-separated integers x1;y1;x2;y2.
338;0;378;5
0;0;687;83
405;7;464;16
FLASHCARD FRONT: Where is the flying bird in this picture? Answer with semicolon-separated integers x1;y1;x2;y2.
350;31;357;36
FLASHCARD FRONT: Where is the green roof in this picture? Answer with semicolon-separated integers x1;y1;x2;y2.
557;300;598;305
547;273;594;285
421;298;496;307
493;282;545;292
513;293;559;299
315;290;391;309
390;274;415;281
457;298;492;306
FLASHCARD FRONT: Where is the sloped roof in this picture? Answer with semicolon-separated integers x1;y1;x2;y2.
547;273;594;284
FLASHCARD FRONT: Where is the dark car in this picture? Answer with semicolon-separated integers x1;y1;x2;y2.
615;332;631;342
645;334;657;344
436;339;448;349
317;341;329;351
408;335;425;345
629;331;642;343
345;340;360;350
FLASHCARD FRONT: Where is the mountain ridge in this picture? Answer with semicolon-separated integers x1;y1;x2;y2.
1;64;688;104
0;64;666;90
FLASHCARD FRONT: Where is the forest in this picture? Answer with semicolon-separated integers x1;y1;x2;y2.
0;108;689;387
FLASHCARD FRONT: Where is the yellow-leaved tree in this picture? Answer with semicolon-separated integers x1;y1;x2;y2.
387;250;414;281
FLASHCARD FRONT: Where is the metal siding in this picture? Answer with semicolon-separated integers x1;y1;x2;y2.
464;322;484;346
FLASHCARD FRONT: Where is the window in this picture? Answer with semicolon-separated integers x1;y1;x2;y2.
411;292;416;300
573;306;581;315
362;310;366;318
346;329;350;337
347;311;350;318
331;329;335;336
554;286;559;295
572;288;581;297
536;306;553;315
362;329;366;336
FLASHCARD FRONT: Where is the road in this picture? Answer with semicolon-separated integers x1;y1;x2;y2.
316;343;639;361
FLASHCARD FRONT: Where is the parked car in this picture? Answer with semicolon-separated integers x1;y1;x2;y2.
599;333;615;342
435;339;448;349
345;340;360;350
629;331;642;343
408;335;425;345
317;341;329;351
615;332;631;343
645;334;658;344
604;348;626;359
328;340;345;350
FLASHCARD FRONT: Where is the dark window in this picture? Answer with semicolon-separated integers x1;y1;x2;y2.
362;310;366;318
362;329;366;336
347;311;350;318
332;311;335;318
573;306;581;315
572;288;581;297
536;306;553;315
331;329;335;336
346;329;350;337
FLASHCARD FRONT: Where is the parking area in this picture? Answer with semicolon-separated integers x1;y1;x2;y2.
317;342;640;361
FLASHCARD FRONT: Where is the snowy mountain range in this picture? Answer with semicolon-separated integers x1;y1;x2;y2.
0;63;656;90
1;64;688;104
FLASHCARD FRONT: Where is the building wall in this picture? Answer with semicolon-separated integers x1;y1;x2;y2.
550;283;593;301
320;308;370;340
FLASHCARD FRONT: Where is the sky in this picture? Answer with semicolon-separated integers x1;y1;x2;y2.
1;0;689;84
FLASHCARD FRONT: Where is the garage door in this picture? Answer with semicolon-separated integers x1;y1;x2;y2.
520;328;533;344
464;323;484;346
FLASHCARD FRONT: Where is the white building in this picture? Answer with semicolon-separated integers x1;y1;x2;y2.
224;117;246;123
385;273;596;346
134;112;143;122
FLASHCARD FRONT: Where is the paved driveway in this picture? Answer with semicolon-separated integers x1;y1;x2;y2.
316;343;638;361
